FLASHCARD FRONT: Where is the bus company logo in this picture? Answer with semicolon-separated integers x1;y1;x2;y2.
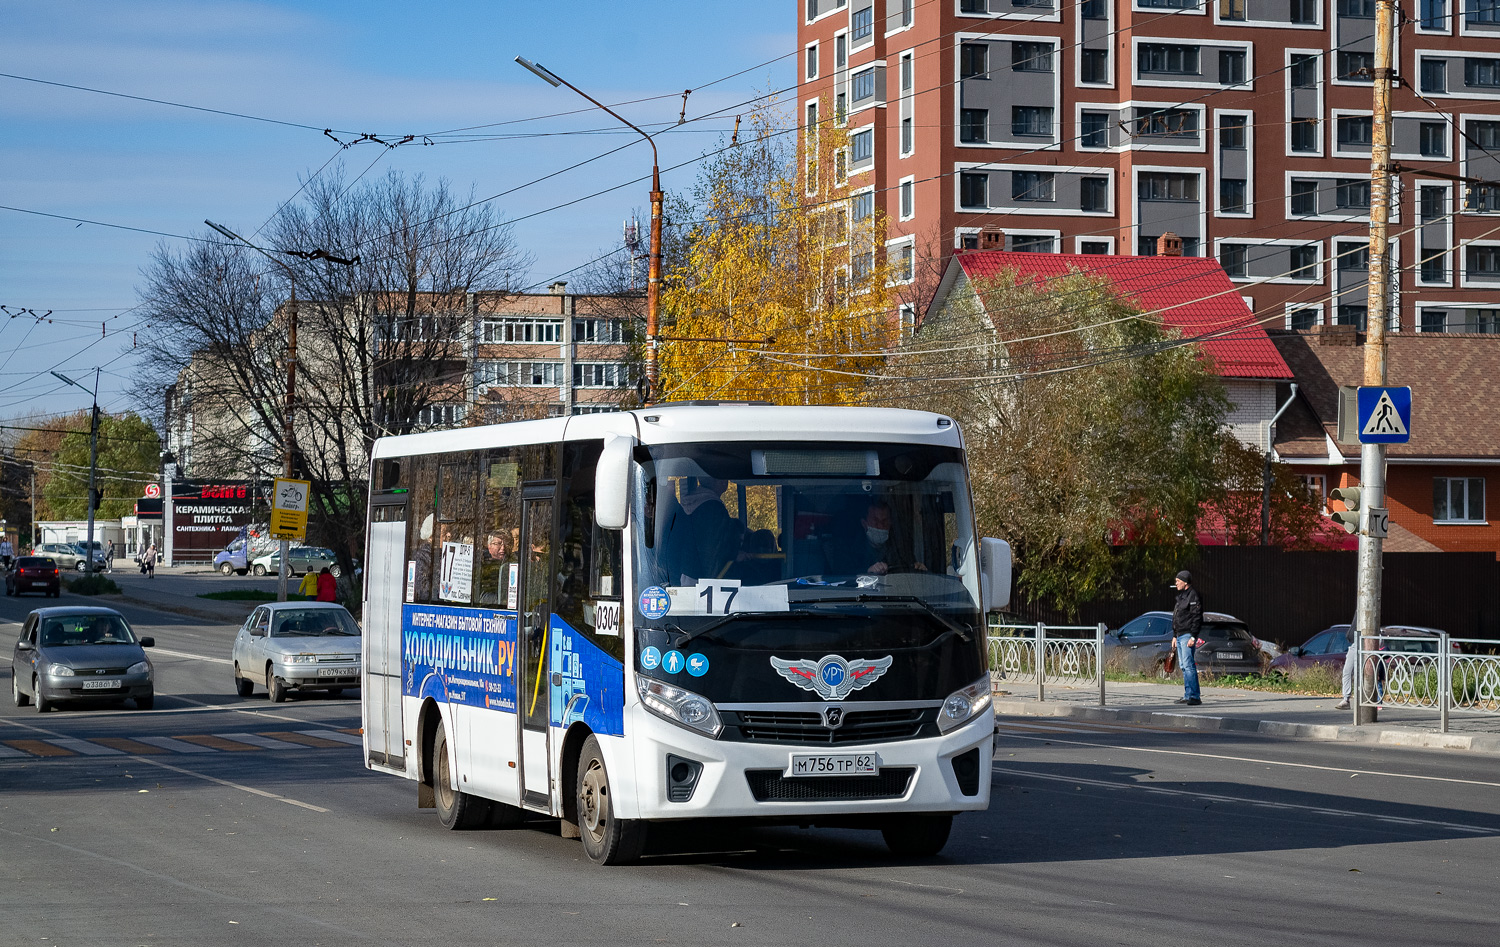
769;655;894;701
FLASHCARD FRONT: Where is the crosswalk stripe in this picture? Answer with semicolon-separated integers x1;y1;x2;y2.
339;728;362;735
172;734;259;752
299;729;364;746
258;730;352;749
44;738;124;756
214;732;310;751
3;739;75;757
134;736;219;753
0;744;32;758
90;737;169;755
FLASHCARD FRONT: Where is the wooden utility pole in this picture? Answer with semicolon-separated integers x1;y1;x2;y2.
1352;0;1396;725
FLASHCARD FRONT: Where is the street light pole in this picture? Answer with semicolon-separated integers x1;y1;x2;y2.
51;369;102;577
515;57;663;403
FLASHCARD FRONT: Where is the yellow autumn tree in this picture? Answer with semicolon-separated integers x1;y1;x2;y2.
659;100;895;404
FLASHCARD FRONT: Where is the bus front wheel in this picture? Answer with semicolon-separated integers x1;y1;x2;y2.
576;735;645;865
433;723;489;830
881;813;953;858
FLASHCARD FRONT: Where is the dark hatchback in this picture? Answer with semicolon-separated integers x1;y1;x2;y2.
11;606;156;711
5;557;60;598
1103;611;1268;677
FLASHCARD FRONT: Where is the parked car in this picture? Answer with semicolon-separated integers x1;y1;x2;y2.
5;556;61;597
1269;624;1351;674
10;606;156;711
249;546;345;577
1103;610;1271;677
35;542;106;572
231;601;361;702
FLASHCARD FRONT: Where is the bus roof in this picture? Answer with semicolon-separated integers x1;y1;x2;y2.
370;404;964;459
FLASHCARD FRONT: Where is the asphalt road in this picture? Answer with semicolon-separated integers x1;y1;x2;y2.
3;584;1500;946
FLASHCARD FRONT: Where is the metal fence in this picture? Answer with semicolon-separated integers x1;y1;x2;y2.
1358;634;1500;731
988;622;1107;705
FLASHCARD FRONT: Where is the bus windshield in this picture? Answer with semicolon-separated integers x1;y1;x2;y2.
632;441;981;640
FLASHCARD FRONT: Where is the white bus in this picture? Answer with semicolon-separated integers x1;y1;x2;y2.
360;404;1010;864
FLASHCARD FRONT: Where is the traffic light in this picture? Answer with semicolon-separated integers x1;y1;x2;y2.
1330;485;1362;533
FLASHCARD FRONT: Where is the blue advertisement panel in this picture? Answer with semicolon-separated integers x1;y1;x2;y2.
549;615;625;736
403;603;519;712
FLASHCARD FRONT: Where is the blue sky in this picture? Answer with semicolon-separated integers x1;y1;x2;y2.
0;0;793;420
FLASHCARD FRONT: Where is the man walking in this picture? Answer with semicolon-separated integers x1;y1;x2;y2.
1171;570;1203;706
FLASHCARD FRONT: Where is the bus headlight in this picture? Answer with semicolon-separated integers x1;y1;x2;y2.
938;676;993;733
637;676;723;738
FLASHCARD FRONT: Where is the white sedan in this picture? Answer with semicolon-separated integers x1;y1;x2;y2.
231;601;361;702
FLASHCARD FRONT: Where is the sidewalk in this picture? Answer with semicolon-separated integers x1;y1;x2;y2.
993;679;1500;756
92;562;264;625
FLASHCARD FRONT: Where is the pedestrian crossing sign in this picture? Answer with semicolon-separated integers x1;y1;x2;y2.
1356;386;1412;444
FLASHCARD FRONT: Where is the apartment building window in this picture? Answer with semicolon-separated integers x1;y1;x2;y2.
1013;43;1053;72
1220;178;1248;213
574;318;626;344
900;179;914;217
1138;44;1200;76
851;6;874;40
1081;176;1109;211
1466;245;1500;274
1338;0;1375;15
1220;0;1246;20
1013;0;1055;6
901;0;913;26
1290;180;1319;215
960;108;989;143
1291;0;1318;21
1138;0;1197;7
476;361;565;387
836;93;847;124
1220;243;1248;277
1338;51;1374;81
1434;477;1485;523
807;44;818;79
1290;54;1319;88
1139;172;1199;201
1081;0;1108;16
961;43;988;79
1422;309;1448;332
901;53;914;90
481;317;563;344
836;33;847;68
1011;235;1055;252
1081;110;1110;147
1219;115;1247;149
415;404;466;428
1220;50;1247;85
806;102;819;138
1290;244;1319;279
1466;58;1500;88
1012;106;1054;136
1135;107;1198;136
1421;251;1448;282
851;129;873;161
851;190;875;222
894;244;915;282
1336;305;1368;327
1421;186;1447;220
1420;122;1448;157
1338;244;1370;270
1421;0;1447;26
1012;171;1056;202
901;117;913;153
1289;308;1320;329
1468;0;1500;23
852;68;876;102
1421;59;1448;93
960;0;987;11
1468;120;1500;149
1080;240;1110;254
1291;118;1318;152
1336;179;1371;209
1337;115;1373;146
960;172;989;207
575;363;632;388
1080;49;1108;83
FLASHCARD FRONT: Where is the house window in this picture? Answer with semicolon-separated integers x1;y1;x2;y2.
1290;180;1319;215
1081;176;1109;211
1466;244;1500;274
1289;308;1320;329
960;108;989;143
1290;244;1319;279
1420;122;1447;157
1220;178;1248;213
1421;251;1448;282
851;5;873;40
1220;115;1247;149
1138;172;1199;201
1012;42;1053;72
960;0;987;11
1220;243;1248;277
1081;49;1109;83
1466;58;1500;88
1138;44;1200;75
851;129;873;162
852;68;876;102
1220;50;1247;85
1421;0;1447;27
807;44;818;79
1135;108;1198;136
961;43;988;79
1080;240;1110;254
1011;106;1054;136
1081;111;1110;147
1468;120;1500;149
851;190;875;222
1422;309;1448;332
1336;180;1371;209
1337;116;1373;146
1010;235;1055;253
1421;59;1448;93
900;179;914;217
1291;119;1318;152
1012;171;1056;202
901;117;913;153
1082;0;1108;17
960;172;988;207
1220;0;1246;20
1338;0;1375;15
1434;477;1486;523
1291;0;1318;22
1338;51;1374;81
1290;54;1319;89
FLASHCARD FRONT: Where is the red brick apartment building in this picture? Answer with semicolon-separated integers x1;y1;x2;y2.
799;0;1500;334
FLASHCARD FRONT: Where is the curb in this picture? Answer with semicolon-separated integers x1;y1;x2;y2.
992;698;1500;757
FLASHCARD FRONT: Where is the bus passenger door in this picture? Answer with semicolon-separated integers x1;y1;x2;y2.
363;497;408;772
517;489;555;810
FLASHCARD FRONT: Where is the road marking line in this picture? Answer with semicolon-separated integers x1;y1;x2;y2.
992;732;1500;789
133;736;218;754
299;729;364;746
998;768;1499;835
172;734;259;752
90;737;168;755
3;739;75;757
0;744;29;758
148;647;233;666
996;726;1116;736
259;730;352;748
130;756;330;812
43;737;124;756
214;732;310;751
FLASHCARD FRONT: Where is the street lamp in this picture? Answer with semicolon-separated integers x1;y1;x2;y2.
515;56;664;403
51;369;102;577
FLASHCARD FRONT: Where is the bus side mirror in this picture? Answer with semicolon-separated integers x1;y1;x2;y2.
595;433;636;530
979;537;1011;613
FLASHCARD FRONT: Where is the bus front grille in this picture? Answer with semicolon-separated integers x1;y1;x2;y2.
722;708;935;745
744;767;915;802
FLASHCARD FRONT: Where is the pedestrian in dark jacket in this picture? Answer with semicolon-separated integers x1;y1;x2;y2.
1171;570;1203;705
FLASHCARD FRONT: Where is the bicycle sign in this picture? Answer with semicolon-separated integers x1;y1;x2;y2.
270;477;311;540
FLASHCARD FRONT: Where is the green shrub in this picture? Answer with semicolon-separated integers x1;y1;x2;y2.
65;574;121;596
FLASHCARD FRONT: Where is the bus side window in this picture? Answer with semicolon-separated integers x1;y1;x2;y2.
409;455;440;603
478;449;521;608
558;441;624;662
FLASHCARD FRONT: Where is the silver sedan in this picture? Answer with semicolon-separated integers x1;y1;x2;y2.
11;606;155;711
231;601;361;702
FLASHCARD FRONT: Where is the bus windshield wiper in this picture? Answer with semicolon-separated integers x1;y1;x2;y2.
805;595;975;641
669;610;821;647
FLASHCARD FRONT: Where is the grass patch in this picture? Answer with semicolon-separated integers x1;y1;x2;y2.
198;590;313;602
1106;665;1341;696
64;574;121;596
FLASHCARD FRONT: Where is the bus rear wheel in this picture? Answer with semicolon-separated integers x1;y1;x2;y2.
881;813;953;858
576;735;645;865
433;723;489;830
